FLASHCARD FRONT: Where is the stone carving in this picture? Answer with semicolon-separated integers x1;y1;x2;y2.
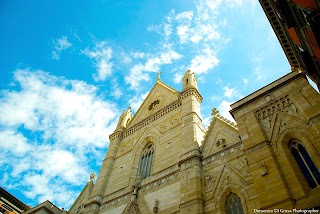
157;71;162;81
216;138;226;148
153;199;159;213
120;139;136;154
225;174;232;183
130;183;141;204
259;163;268;176
166;142;172;149
256;95;298;135
149;99;161;110
278;120;289;136
76;204;84;214
89;172;95;182
237;158;250;176
158;118;180;134
211;108;238;128
122;100;181;139
204;173;216;192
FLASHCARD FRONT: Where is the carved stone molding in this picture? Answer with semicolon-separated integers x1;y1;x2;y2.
216;138;226;148
255;95;298;135
202;142;243;166
158;117;181;134
204;173;216;192
236;158;250;176
180;87;203;103
121;100;182;139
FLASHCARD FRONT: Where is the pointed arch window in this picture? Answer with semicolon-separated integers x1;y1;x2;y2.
289;139;320;188
139;144;154;179
225;192;244;214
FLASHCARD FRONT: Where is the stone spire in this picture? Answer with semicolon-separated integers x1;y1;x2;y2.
182;69;198;90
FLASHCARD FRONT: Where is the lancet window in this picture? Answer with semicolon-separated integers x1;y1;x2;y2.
139;143;154;179
225;192;244;214
289;139;320;188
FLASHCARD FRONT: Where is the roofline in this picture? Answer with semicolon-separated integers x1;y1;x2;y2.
230;71;305;114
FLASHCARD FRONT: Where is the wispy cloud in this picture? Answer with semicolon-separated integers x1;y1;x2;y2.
189;46;219;74
111;79;123;99
125;50;182;89
52;36;72;60
82;41;113;81
0;69;119;208
223;86;236;98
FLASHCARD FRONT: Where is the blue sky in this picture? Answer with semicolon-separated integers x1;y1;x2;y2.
0;0;291;209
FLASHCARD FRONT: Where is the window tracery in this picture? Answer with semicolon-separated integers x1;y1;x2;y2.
225;192;244;214
289;139;320;188
139;143;154;179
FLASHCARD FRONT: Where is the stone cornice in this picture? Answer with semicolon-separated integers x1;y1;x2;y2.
100;164;180;209
180;87;203;103
119;100;182;139
109;130;123;141
178;149;201;166
230;72;304;115
202;141;243;165
259;0;302;70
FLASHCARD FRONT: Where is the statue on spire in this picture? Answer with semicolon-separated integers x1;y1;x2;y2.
157;72;162;81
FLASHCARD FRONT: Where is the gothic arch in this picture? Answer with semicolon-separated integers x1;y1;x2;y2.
276;129;320;192
215;184;249;214
129;135;159;185
277;128;319;156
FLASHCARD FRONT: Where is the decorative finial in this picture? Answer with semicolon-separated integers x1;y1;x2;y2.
90;172;95;182
212;108;219;117
157;72;162;81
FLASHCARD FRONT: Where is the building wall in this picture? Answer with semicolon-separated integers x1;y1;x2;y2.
70;71;320;214
231;71;320;210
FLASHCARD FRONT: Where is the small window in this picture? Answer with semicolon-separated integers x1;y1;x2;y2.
290;139;320;188
225;193;244;214
139;143;154;179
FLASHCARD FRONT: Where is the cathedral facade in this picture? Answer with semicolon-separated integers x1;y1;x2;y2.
69;70;320;214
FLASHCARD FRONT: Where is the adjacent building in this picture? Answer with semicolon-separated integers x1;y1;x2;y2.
259;0;320;89
0;187;29;214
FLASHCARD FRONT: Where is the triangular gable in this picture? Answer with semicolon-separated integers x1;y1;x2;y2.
68;181;94;213
127;81;180;128
201;117;239;157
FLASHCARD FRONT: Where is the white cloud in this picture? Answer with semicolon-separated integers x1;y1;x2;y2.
0;130;32;156
223;86;236;98
52;36;72;60
253;66;264;81
189;46;219;74
177;25;189;43
111;79;123;98
121;52;132;64
125;50;182;89
173;72;183;84
243;78;248;84
218;100;235;122
202;116;211;128
209;95;222;102
82;41;113;81
132;51;146;59
0;69;119;208
176;11;193;20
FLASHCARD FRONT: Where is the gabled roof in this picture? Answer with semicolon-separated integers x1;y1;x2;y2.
127;80;180;128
